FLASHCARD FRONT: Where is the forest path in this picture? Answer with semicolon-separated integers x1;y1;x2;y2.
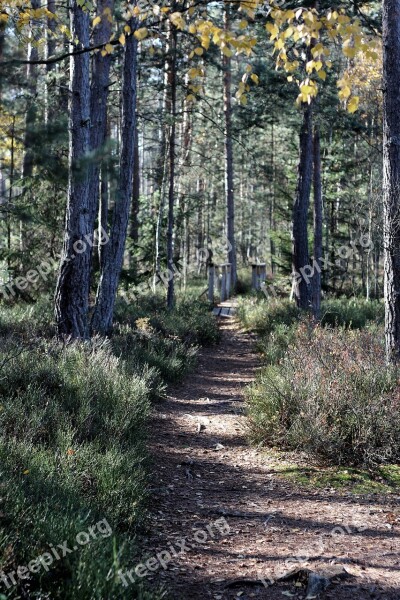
144;315;400;600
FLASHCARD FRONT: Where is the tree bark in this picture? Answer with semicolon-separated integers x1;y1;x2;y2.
153;86;168;290
383;0;400;362
312;127;322;319
54;0;91;338
222;4;237;291
166;21;177;309
22;0;39;182
45;0;57;123
292;105;313;310
20;0;40;268
88;0;113;230
91;16;138;334
128;121;140;275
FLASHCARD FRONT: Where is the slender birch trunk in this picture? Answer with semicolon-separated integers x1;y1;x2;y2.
222;4;237;291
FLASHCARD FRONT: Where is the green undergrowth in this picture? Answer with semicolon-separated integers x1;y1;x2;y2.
0;293;218;599
239;296;400;481
276;461;400;494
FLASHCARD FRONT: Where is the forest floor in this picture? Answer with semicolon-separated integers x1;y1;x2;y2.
143;310;400;600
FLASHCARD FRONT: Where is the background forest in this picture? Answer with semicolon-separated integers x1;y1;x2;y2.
1;1;399;600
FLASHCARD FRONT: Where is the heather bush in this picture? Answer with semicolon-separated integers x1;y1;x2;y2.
0;294;218;599
246;323;400;467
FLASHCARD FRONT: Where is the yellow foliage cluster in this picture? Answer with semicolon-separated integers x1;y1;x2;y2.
0;0;379;112
265;6;379;112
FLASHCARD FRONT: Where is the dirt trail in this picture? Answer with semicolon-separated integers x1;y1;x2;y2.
145;316;400;600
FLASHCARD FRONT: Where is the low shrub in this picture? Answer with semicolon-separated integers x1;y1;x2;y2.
237;296;383;337
246;323;400;467
0;338;157;598
321;298;384;329
237;298;300;335
0;294;218;598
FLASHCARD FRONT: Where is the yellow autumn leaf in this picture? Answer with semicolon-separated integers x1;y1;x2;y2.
284;27;293;39
343;45;356;59
134;27;148;41
104;43;113;54
222;46;233;58
170;11;185;30
250;73;259;84
347;96;359;113
92;15;101;26
338;85;351;99
119;33;126;46
266;22;279;40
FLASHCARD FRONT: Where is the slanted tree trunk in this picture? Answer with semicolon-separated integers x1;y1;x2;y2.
91;16;138;334
222;4;237;291
292;105;313;310
54;0;91;338
382;1;400;362
312;127;322;319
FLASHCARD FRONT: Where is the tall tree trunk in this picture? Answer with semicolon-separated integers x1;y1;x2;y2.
88;0;113;230
222;4;237;291
46;0;56;64
153;91;168;290
382;1;400;362
128;120;140;275
166;21;177;309
312;127;322;319
91;16;138;334
99;169;109;269
7;117;15;279
22;0;39;180
175;84;192;266
292;105;313;310
20;0;40;269
270;123;276;273
45;0;57;123
54;0;91;338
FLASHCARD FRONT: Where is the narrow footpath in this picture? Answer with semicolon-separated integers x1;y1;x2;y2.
144;312;400;600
